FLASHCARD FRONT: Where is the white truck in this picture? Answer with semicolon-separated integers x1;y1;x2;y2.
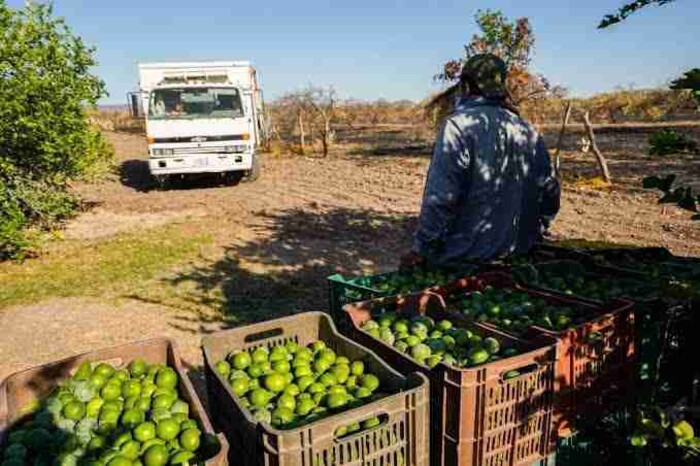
130;61;265;184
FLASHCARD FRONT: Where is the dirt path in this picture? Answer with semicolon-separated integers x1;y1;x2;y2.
1;128;698;379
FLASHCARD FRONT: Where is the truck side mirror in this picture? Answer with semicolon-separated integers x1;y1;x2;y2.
127;92;143;119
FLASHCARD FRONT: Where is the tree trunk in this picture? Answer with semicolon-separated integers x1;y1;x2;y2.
321;117;331;157
297;111;306;154
554;101;572;174
582;111;612;184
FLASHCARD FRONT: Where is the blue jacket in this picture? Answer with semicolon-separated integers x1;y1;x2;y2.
413;96;560;263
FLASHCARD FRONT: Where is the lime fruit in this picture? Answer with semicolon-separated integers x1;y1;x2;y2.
231;352;252;370
63;401;86;421
155;368;178;390
143;444;169;466
156;419;180;441
179;428;201;452
134;421;157;442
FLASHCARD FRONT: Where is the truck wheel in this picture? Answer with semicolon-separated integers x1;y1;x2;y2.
223;171;244;186
154;175;169;189
243;154;261;182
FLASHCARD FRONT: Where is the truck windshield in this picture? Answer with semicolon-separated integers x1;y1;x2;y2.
148;87;244;120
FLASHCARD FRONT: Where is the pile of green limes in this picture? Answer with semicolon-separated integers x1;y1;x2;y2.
0;360;208;466
360;312;520;373
453;286;592;334
214;340;383;429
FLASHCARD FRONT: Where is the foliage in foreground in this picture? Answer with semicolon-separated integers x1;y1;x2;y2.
0;2;113;260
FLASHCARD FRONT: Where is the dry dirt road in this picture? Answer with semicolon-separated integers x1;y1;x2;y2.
1;126;699;379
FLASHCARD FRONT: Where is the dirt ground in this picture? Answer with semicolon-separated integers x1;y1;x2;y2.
1;123;699;380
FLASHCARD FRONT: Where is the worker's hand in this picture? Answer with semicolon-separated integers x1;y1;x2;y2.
399;250;426;272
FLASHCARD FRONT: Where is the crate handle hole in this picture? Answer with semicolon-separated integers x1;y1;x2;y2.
244;328;284;343
333;413;390;442
500;363;540;382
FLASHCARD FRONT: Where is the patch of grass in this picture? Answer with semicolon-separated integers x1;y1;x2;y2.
0;224;213;308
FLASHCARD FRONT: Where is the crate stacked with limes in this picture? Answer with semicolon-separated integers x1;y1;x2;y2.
0;339;227;466
432;272;635;436
327;266;478;326
202;312;429;466
343;292;559;466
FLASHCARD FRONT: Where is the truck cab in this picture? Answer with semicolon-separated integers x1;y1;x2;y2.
133;62;265;184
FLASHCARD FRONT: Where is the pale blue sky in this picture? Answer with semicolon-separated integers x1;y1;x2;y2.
8;0;699;104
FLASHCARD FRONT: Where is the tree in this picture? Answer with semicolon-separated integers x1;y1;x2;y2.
670;69;700;109
306;86;338;158
0;2;112;259
433;10;564;111
598;0;676;28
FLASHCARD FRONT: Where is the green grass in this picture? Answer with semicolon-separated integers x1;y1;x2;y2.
0;225;213;308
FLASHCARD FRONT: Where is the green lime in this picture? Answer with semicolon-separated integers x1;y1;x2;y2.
230;378;249;397
120;440;141;460
134;421;157;442
249;389;272;408
247;378;260;390
94;363;116;379
171;412;188;423
272;360;291;374
483;337;500;355
346;375;358;388
360;374;380;392
313;359;331;374
180;419;198;431
121;408;145;428
350;361;365;376
264;373;287;393
307;383;325;394
468;348;490;366
269;346;289;362
107;456;132;466
170;451;195;465
231;352;252;370
139;438;165;455
122;380;142;398
347;422;361;434
101;383;122;401
155;368;178;390
215;361;231;377
283;384;300;397
151;408;171;422
277;394;296;411
271;407;295;427
152;394;175;410
113;369;129;382
87;435;106;451
247;363;265;379
156;418;180;441
362;416;381;429
101;399;123;413
89;373;108;390
295;399;315;416
319;373;337;387
326;394;348;409
297;376;315;392
330;365;350;384
328;385;347;396
141;382;157;398
178;428;201;452
251;348;269;365
135;396;152;412
354;387;372;399
143;444;169;466
295;348;313;361
128;359;148;378
73;361;92;381
63;400;86;421
310;341;326;353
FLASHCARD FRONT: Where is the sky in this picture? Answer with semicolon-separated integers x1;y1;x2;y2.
7;0;699;104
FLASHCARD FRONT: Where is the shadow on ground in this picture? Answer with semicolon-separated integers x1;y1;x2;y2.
119;159;243;192
157;207;416;333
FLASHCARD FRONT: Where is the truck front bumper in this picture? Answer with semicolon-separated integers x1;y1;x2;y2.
148;152;253;175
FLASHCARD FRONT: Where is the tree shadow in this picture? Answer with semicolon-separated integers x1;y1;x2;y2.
161;207;416;332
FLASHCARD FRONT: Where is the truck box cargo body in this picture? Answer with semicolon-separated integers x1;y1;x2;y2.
135;61;264;180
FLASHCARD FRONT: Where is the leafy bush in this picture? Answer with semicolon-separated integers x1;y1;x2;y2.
648;129;698;156
0;2;112;259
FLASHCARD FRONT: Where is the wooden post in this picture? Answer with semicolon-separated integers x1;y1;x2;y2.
582;111;612;184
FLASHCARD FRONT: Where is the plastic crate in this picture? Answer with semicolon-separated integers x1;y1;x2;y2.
585;247;700;281
343;292;559;466
0;338;228;466
327;265;479;326
430;272;635;437
202;311;430;466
